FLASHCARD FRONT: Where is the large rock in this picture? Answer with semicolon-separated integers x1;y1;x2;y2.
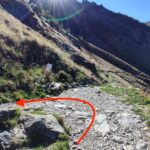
48;82;62;91
0;107;18;129
19;114;65;141
0;108;16;122
117;113;140;128
136;140;148;150
0;131;11;150
94;114;110;136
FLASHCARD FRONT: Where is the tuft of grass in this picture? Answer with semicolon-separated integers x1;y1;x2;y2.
1;109;21;129
58;134;69;141
100;84;150;126
49;141;69;150
56;70;72;83
53;113;64;127
31;108;47;115
53;113;71;135
75;71;86;83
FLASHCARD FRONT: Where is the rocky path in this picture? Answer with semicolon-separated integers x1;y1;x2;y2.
25;86;150;150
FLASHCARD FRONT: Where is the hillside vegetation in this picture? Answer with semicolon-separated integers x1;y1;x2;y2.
0;9;96;103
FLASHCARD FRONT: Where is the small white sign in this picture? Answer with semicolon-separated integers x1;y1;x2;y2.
45;63;52;72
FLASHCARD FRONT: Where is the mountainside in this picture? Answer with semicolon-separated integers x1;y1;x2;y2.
0;7;99;103
62;2;150;75
23;0;150;76
146;21;150;27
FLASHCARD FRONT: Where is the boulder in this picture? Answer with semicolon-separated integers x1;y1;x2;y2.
0;108;16;122
117;113;140;128
0;131;11;150
48;82;62;91
136;140;148;150
112;135;123;144
95;114;110;136
0;107;18;129
19;114;65;141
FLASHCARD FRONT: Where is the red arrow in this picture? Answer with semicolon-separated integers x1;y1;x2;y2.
16;97;96;144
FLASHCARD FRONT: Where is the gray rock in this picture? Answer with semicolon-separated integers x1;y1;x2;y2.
112;135;123;144
54;104;66;109
110;123;118;132
71;82;77;88
117;113;140;127
71;145;82;150
136;140;148;150
0;131;11;150
20;114;64;140
74;111;90;120
73;88;79;92
123;145;134;150
10;127;26;138
0;108;16;122
95;114;110;136
49;82;62;90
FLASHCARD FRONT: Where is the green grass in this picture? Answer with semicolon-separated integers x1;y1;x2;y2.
21;113;70;150
100;84;150;126
49;141;70;150
31;108;47;115
75;71;86;83
1;108;21;129
53;113;71;135
53;113;65;127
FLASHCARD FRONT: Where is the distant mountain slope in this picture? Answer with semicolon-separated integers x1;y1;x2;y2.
23;0;150;78
146;21;150;27
62;2;150;75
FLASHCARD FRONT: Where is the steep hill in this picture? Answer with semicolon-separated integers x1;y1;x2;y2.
146;21;150;27
62;2;150;76
22;0;150;76
16;0;150;88
0;8;99;103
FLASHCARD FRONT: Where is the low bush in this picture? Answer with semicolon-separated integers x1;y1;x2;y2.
50;141;69;150
56;70;72;83
1;109;21;129
0;78;16;92
75;71;86;83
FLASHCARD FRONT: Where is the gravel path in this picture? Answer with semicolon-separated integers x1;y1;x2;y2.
25;86;150;150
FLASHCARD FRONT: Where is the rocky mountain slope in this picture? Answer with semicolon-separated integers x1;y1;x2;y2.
0;7;98;103
62;2;150;76
25;0;150;76
146;21;150;27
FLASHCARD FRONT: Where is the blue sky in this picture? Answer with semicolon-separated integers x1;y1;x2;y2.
79;0;150;22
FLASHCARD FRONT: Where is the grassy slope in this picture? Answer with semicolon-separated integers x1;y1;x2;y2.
0;9;96;103
100;83;150;126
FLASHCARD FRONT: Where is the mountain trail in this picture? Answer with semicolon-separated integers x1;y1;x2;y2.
25;86;150;150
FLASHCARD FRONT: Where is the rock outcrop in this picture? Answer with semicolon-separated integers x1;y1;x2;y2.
20;114;65;140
